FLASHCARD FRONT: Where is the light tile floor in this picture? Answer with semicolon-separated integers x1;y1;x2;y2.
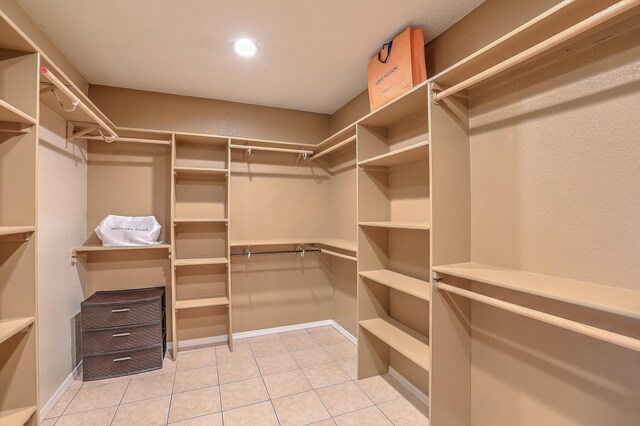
41;326;429;425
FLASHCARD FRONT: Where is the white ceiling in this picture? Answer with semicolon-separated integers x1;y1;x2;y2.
18;0;483;114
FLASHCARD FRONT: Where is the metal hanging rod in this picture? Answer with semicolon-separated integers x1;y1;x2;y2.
39;67;118;141
232;248;321;260
432;0;640;102
433;277;640;353
230;144;314;156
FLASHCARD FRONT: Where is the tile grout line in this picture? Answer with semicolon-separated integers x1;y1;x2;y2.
109;375;132;426
166;351;178;425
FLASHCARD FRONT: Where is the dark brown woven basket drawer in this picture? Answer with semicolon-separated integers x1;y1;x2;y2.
82;288;163;329
83;322;162;354
83;345;163;381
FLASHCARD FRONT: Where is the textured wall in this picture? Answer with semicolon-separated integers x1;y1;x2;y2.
37;106;87;410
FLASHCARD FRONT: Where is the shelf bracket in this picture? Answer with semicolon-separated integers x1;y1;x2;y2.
67;126;99;142
245;147;252;161
432;272;442;291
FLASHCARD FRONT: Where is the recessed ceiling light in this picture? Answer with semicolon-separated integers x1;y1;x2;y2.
233;39;258;57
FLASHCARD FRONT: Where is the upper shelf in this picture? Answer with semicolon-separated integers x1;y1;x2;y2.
359;81;428;128
433;262;640;320
359;141;429;169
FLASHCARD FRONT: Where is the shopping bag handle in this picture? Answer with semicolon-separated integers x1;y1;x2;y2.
377;41;393;63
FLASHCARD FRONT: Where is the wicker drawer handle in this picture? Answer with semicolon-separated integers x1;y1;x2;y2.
111;308;130;313
112;333;131;337
113;357;132;362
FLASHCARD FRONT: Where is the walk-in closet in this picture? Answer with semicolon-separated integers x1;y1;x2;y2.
0;0;639;425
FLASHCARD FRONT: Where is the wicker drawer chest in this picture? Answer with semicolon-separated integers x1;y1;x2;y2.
81;287;166;381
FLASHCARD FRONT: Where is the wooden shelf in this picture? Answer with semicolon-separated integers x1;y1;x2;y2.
359;221;430;231
359;141;429;168
73;244;171;256
0;226;35;238
433;262;640;320
316;238;357;253
315;123;356;149
174;166;228;177
359;81;428;128
0;99;36;127
359;316;430;372
0;406;37;426
175;296;229;310
174;218;228;224
360;270;430;302
231;238;317;247
174;257;228;267
0;317;35;345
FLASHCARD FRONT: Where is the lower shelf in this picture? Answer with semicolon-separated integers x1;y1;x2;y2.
175;297;230;310
174;257;228;267
0;317;35;345
0;406;37;426
359;316;430;372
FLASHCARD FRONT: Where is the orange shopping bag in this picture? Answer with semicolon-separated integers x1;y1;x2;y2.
368;27;426;111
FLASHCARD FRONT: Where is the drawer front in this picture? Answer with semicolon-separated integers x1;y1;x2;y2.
83;299;162;329
83;346;163;381
83;322;162;354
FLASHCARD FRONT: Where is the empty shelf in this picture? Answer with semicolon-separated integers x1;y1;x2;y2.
0;406;37;426
359;81;428;128
359;142;429;168
173;218;228;224
359;221;430;231
360;270;430;301
174;166;228;176
73;244;171;256
0;99;37;127
0;226;35;238
175;297;229;310
316;238;357;252
174;257;228;267
0;317;35;345
359;316;430;372
433;262;640;320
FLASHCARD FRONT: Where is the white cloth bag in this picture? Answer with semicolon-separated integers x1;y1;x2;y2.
95;215;162;247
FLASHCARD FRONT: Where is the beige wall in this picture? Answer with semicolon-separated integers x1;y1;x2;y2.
89;85;331;145
466;22;640;425
37;106;87;410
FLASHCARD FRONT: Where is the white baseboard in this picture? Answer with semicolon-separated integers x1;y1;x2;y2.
330;320;357;344
233;320;333;340
167;333;229;351
167;319;336;350
39;361;82;420
388;366;430;406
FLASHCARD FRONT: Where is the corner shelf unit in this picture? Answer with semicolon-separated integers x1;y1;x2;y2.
171;134;232;357
0;24;39;426
356;80;431;398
